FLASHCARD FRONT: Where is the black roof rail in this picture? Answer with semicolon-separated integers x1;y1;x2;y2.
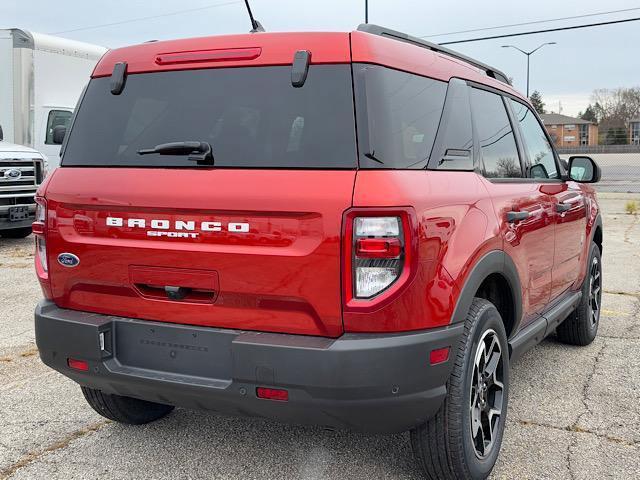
356;24;511;86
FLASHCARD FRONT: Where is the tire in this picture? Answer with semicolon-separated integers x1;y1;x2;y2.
1;227;32;238
410;298;510;480
556;242;602;346
81;386;174;425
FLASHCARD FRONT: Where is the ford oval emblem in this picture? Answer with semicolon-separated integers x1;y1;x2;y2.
4;168;22;180
57;253;80;267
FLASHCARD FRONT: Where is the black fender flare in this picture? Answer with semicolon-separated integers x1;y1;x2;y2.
450;250;523;337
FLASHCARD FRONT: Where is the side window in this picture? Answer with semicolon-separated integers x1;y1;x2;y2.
354;64;448;169
45;110;73;144
430;79;474;170
508;99;558;179
470;88;522;178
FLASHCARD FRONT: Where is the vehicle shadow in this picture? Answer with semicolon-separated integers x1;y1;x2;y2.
105;408;424;479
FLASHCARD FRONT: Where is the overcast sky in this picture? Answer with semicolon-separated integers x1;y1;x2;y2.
3;0;638;116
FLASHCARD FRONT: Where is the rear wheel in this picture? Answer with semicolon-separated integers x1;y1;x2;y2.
557;242;601;346
1;227;32;238
81;386;174;424
411;298;509;480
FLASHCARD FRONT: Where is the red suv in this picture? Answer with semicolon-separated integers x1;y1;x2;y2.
34;24;603;479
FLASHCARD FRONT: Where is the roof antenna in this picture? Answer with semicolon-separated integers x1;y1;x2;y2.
244;0;265;33
365;0;369;23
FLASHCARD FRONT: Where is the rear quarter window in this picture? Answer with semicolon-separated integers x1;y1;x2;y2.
62;65;357;169
353;64;447;169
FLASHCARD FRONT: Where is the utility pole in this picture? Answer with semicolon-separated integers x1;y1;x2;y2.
501;42;556;97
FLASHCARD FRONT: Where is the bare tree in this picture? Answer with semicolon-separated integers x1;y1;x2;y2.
592;87;640;128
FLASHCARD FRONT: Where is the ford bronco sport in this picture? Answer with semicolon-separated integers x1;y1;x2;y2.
33;24;603;479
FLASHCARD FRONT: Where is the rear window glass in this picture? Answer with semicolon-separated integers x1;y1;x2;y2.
62;65;357;169
353;64;447;169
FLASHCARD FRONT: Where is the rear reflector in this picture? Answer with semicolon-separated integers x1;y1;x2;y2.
430;347;450;365
256;387;289;401
156;47;262;65
31;221;45;235
67;358;89;371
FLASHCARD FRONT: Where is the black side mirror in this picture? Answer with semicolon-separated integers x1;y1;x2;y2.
529;163;549;179
52;125;67;145
0;124;3;141
568;156;601;183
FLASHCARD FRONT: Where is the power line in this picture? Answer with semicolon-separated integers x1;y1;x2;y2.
49;1;241;35
421;6;640;38
440;16;640;45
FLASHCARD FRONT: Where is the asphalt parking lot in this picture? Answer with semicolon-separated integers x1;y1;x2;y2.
1;193;638;480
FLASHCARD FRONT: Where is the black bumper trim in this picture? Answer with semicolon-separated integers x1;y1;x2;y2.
35;300;463;433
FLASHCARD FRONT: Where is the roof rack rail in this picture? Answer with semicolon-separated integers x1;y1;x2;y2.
356;24;511;86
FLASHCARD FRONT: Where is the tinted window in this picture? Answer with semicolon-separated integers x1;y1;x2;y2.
430;79;474;170
509;99;558;178
354;64;447;169
62;65;356;168
45;110;72;144
471;88;522;178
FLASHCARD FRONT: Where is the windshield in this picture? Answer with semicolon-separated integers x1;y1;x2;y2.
62;65;357;169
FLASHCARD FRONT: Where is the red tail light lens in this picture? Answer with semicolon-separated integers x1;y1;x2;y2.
256;387;289;401
355;238;402;258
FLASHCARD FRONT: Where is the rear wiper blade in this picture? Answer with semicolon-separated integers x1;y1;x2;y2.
137;141;214;165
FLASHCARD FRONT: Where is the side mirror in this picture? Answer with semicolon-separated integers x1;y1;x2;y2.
52;125;67;145
529;163;549;179
568;156;601;183
0;124;3;141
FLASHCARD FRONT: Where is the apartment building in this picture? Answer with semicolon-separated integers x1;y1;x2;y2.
630;118;640;145
540;113;598;148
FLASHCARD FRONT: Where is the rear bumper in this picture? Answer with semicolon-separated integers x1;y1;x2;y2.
35;300;463;433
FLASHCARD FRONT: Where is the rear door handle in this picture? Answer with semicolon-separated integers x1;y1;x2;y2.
507;211;530;223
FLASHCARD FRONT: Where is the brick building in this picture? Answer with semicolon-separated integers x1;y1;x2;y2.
539;113;598;148
630;118;640;145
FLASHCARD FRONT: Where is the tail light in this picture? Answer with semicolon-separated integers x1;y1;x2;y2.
343;209;416;310
33;197;52;298
353;217;403;298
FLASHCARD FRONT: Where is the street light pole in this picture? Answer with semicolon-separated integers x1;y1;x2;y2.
502;42;556;98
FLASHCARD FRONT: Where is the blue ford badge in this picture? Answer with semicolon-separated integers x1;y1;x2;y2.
57;253;80;267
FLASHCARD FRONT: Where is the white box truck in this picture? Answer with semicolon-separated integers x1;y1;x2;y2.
0;29;106;168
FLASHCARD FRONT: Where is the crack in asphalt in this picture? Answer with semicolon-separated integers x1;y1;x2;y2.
564;340;608;479
604;290;640;299
623;214;639;244
511;418;639;447
0;420;111;480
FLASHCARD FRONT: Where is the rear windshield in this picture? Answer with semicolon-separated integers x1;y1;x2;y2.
62;65;357;169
